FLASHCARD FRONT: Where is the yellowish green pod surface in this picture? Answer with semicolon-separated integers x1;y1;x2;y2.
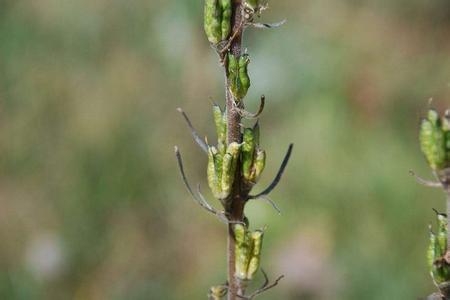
208;285;227;300
221;153;233;199
428;214;450;284
213;105;227;152
444;112;450;161
204;0;222;44
234;224;252;280
220;0;232;40
247;230;264;280
220;142;241;199
207;146;222;199
428;227;437;271
420;109;447;170
252;148;266;183
242;128;255;181
437;213;448;256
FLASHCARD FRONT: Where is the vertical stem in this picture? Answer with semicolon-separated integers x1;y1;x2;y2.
225;1;245;299
446;187;450;251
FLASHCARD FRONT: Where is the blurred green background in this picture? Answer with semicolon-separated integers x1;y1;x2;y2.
1;0;450;299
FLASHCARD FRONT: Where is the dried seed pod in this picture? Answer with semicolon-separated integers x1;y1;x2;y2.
246;229;264;280
220;0;232;40
204;0;223;44
420;109;447;170
242;128;256;181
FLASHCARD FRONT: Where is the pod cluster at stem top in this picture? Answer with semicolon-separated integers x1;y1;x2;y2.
420;109;450;174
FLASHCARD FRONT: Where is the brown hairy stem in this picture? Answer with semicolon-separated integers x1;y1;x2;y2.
225;1;246;299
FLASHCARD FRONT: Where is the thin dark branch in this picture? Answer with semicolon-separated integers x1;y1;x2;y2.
174;146;229;224
432;208;447;217
177;108;208;153
235;95;265;119
409;170;442;188
249;144;294;199
236;269;284;300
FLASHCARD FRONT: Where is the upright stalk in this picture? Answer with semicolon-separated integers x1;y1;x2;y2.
175;1;291;299
225;2;244;299
416;108;450;299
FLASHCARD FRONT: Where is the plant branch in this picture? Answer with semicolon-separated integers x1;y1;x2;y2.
236;269;284;299
409;170;442;188
234;95;265;119
174;146;230;223
177;108;208;153
249;143;294;199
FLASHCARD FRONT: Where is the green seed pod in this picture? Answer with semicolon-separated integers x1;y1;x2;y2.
228;53;238;74
242;128;255;181
428;226;437;271
221;153;233;199
238;54;251;99
437;213;448;255
420;109;447;170
208;285;227;300
221;142;241;198
213;104;227;152
220;0;232;40
252;148;266;183
444;111;450;161
204;0;223;45
228;54;240;99
429;227;448;284
247;230;264;280
234;224;252;280
207;146;222;199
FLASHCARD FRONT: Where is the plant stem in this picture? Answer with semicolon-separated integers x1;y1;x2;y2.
225;1;245;299
446;187;450;251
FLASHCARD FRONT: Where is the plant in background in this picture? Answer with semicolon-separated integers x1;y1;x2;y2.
412;108;450;299
175;1;291;299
